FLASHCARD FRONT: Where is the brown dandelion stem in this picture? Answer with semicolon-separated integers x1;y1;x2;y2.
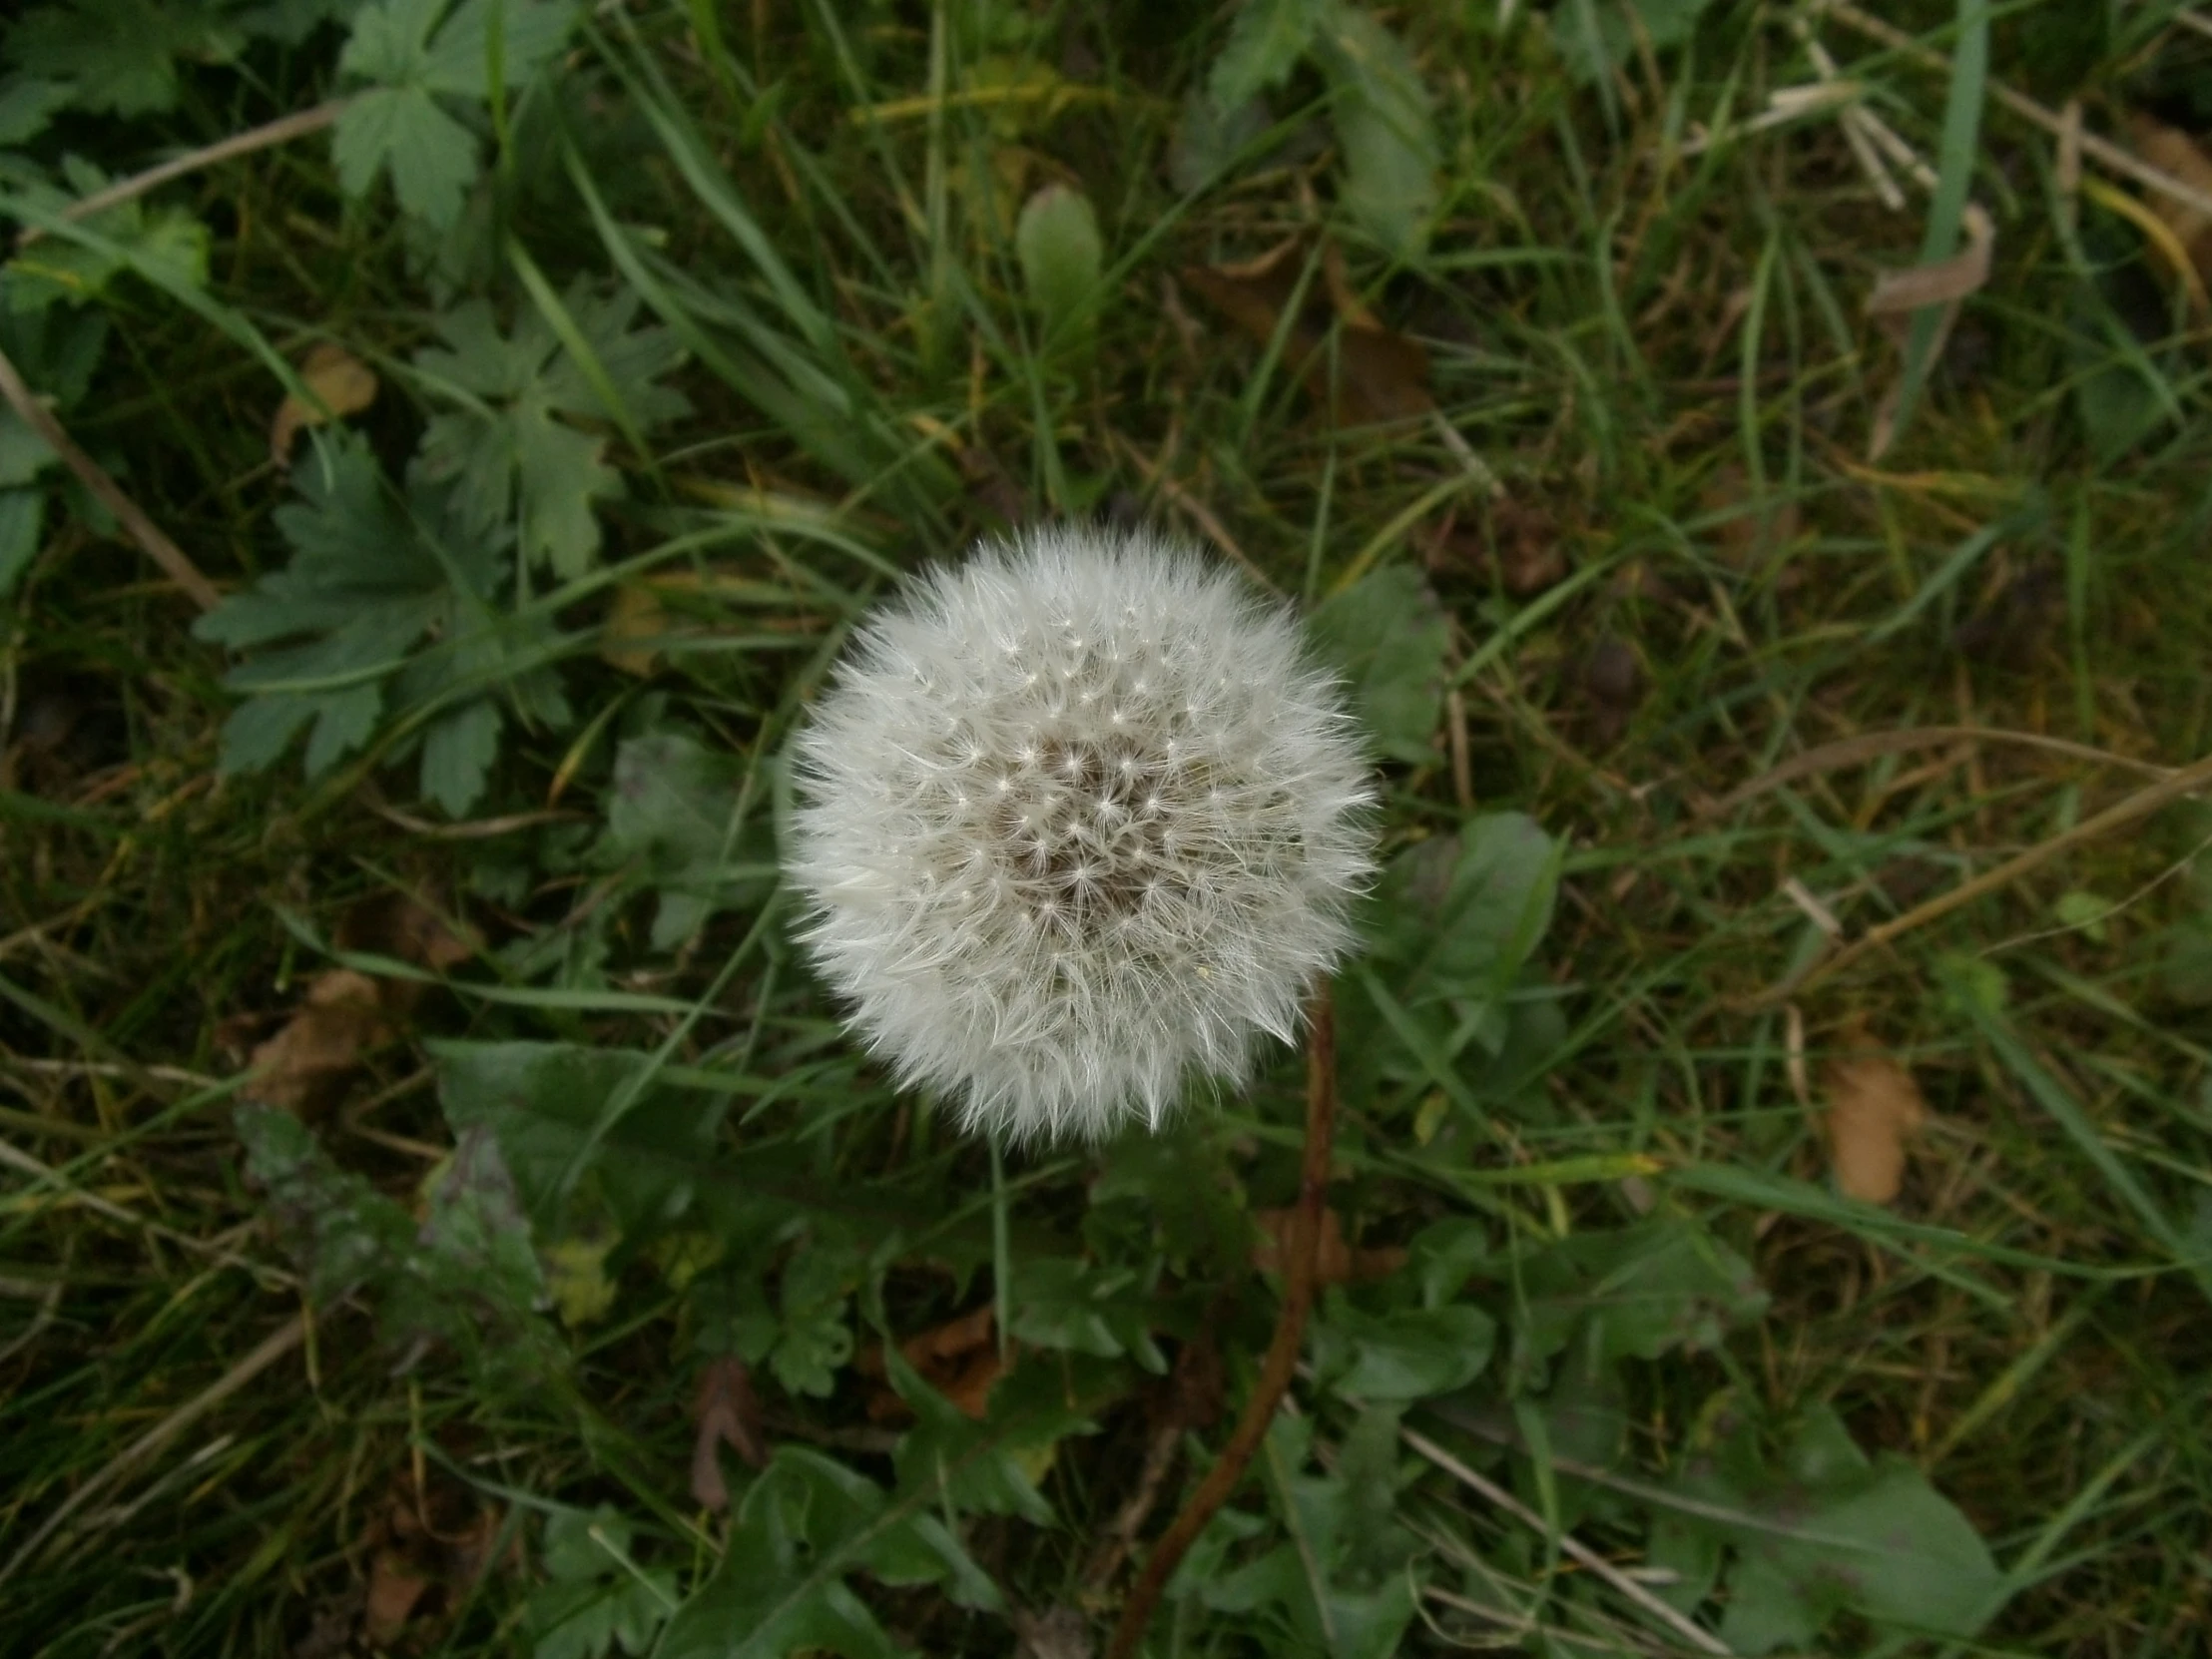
1105;983;1338;1659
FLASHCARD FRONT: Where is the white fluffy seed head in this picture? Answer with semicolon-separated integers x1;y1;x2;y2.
784;525;1379;1144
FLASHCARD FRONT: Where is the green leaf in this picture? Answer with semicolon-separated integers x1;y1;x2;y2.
1498;1217;1769;1381
7;0;245;117
1206;1411;1420;1658
413;285;688;576
1209;0;1326;110
3;161;209;310
434;1039;727;1238
886;1347;1096;1526
601;729;768;947
1314;2;1439;258
1550;0;1715;84
333;0;578;228
1167;85;1274;194
527;1508;677;1659
657;1447;996;1659
1685;1406;2002;1654
1308;562;1448;763
1317;1301;1494;1399
1008;1256;1166;1371
1014;185;1104;348
238;1104;556;1378
332;83;479;229
421;697;503;818
192;435;523;805
0;76;69;144
0;487;42;595
772;1231;856;1397
1365;814;1561;1001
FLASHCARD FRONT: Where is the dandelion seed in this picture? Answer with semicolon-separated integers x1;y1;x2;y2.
785;525;1377;1143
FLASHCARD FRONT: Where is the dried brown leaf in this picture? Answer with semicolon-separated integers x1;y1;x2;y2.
860;1303;1008;1425
691;1355;769;1511
1822;1054;1929;1206
601;583;668;677
1180;236;1432;428
271;342;379;468
2130;115;2212;288
362;1549;430;1646
245;969;390;1112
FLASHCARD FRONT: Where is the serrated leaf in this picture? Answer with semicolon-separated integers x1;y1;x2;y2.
657;1447;995;1659
1501;1218;1769;1381
1315;3;1439;257
1209;0;1326;109
1309;563;1448;763
8;0;245;117
421;697;503;817
528;1509;675;1659
413;286;688;575
239;1104;556;1378
3;163;209;311
332;83;478;229
193;436;519;802
332;0;578;228
1551;0;1715;85
0;76;69;144
1366;814;1560;1000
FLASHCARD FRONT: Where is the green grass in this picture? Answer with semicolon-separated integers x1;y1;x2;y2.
7;0;2212;1654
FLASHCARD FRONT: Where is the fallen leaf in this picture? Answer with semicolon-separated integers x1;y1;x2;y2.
1012;1604;1095;1659
363;1549;430;1646
601;582;668;677
2128;115;2212;292
1582;636;1643;747
1699;463;1803;568
1867;205;1994;459
245;969;390;1112
1822;1054;1929;1206
1251;1207;1405;1287
271;342;379;468
691;1355;769;1511
858;1303;1008;1424
244;893;474;1111
1181;235;1432;427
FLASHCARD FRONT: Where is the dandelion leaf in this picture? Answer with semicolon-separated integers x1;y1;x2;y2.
1309;563;1448;764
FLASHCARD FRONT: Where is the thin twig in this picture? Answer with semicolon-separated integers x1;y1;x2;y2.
1105;985;1338;1659
0;341;220;610
13;99;352;251
1400;1423;1736;1657
1778;748;2212;998
1818;0;2212;222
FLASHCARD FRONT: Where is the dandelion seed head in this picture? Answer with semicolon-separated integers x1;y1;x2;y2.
785;524;1377;1143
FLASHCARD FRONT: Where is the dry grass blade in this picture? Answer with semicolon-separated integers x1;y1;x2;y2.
13;100;352;251
0;1314;308;1584
0;341;220;610
1399;1423;1735;1656
1702;726;2178;820
1781;748;2212;997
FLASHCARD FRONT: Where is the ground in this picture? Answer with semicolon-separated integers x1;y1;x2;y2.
4;1;2212;1656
